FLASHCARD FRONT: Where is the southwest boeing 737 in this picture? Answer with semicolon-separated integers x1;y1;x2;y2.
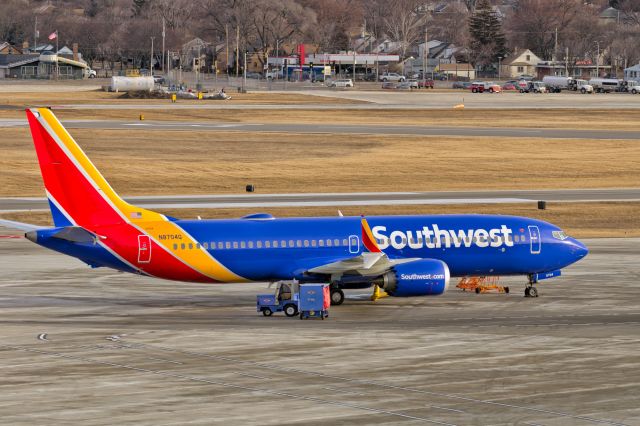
0;108;588;304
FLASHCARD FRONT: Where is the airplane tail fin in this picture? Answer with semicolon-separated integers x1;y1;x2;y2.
25;108;163;228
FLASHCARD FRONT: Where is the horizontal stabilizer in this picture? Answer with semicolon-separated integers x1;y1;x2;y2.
51;226;102;243
0;218;44;232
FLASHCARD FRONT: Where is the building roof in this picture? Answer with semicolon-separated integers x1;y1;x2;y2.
0;54;39;68
624;63;640;72
600;7;619;19
439;63;473;71
504;49;541;66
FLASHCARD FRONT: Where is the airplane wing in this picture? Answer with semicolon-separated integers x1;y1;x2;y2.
307;251;419;276
0;218;45;232
306;216;419;277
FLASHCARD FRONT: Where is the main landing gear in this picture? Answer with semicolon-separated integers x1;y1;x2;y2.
330;283;345;306
524;274;539;298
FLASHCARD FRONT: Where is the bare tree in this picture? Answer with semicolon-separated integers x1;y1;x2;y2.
384;0;428;58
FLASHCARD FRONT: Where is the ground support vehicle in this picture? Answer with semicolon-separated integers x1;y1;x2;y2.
470;82;485;93
457;276;509;294
520;81;547;93
590;78;621;93
299;284;330;320
257;281;300;317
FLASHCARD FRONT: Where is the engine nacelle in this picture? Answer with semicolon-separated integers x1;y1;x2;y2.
378;259;450;297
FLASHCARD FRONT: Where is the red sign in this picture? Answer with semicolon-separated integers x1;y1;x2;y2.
297;44;305;66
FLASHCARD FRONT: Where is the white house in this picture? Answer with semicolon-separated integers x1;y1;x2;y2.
624;63;640;81
502;49;542;78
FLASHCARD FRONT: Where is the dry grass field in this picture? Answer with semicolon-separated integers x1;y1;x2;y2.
2;202;638;239
2;128;639;197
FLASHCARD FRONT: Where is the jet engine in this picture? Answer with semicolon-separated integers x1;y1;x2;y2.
377;259;450;297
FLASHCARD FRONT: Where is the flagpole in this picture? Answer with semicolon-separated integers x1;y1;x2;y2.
56;31;59;80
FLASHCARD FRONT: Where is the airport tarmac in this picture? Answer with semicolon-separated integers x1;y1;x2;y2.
2;189;639;212
2;118;639;140
0;229;638;425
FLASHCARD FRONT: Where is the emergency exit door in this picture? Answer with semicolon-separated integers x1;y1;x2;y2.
138;235;152;263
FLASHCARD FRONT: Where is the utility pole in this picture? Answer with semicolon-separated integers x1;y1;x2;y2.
235;26;240;78
150;36;154;76
554;28;558;62
225;24;229;77
162;18;165;73
423;26;428;86
565;47;569;76
34;16;38;51
243;50;247;92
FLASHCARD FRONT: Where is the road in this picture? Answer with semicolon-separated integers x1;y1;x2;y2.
2;118;639;140
2;189;639;212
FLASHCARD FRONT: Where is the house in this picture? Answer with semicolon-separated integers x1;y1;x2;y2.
0;53;88;79
624;64;640;81
0;42;22;55
438;63;475;80
502;49;541;78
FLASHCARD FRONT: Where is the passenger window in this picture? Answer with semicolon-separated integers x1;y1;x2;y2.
189;243;193;249
334;239;340;246
319;239;324;247
273;240;278;248
218;242;223;249
225;242;231;249
181;243;186;250
265;241;271;248
203;242;208;249
173;243;178;250
241;241;246;249
257;241;262;248
296;240;302;247
342;239;348;246
281;240;286;247
311;240;317;247
304;240;309;247
514;235;520;243
233;242;238;249
196;243;200;249
248;241;254;248
327;239;333;247
289;240;294;247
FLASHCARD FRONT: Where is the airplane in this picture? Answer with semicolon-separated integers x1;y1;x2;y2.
0;108;588;305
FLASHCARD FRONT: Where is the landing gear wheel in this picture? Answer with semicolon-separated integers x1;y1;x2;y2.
504;286;510;294
524;287;531;297
475;287;481;294
330;288;345;306
284;304;298;317
528;286;538;298
262;308;273;317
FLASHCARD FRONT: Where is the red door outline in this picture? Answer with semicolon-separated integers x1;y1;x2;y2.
138;235;151;263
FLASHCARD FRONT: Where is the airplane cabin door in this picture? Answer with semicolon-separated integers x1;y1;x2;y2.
528;226;541;254
138;234;152;263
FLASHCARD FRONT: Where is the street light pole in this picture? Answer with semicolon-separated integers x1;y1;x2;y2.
595;41;600;77
150;36;154;76
498;56;502;80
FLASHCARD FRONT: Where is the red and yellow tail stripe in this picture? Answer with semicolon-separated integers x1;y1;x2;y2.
27;108;245;283
361;216;381;253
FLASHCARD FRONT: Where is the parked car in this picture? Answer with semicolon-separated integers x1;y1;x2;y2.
452;81;467;89
627;81;640;94
85;68;97;78
379;72;406;82
381;81;397;89
470;81;485;93
153;75;165;85
407;79;419;89
363;73;377;81
482;81;502;93
502;82;517;90
329;78;354;88
418;79;435;89
397;81;413;90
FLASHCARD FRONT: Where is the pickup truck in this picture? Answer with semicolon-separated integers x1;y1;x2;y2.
379;72;406;82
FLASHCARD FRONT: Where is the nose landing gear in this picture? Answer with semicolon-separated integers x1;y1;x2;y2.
525;274;539;297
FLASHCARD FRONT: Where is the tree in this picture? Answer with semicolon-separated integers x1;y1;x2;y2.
467;0;507;66
384;0;428;59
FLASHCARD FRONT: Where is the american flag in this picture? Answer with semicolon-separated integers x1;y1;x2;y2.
48;31;57;40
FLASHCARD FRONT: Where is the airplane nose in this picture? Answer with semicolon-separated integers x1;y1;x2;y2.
571;239;588;259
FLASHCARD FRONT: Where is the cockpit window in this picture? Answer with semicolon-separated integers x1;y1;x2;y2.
552;230;569;240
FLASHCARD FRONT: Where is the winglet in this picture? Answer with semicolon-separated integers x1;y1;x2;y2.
361;216;382;253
